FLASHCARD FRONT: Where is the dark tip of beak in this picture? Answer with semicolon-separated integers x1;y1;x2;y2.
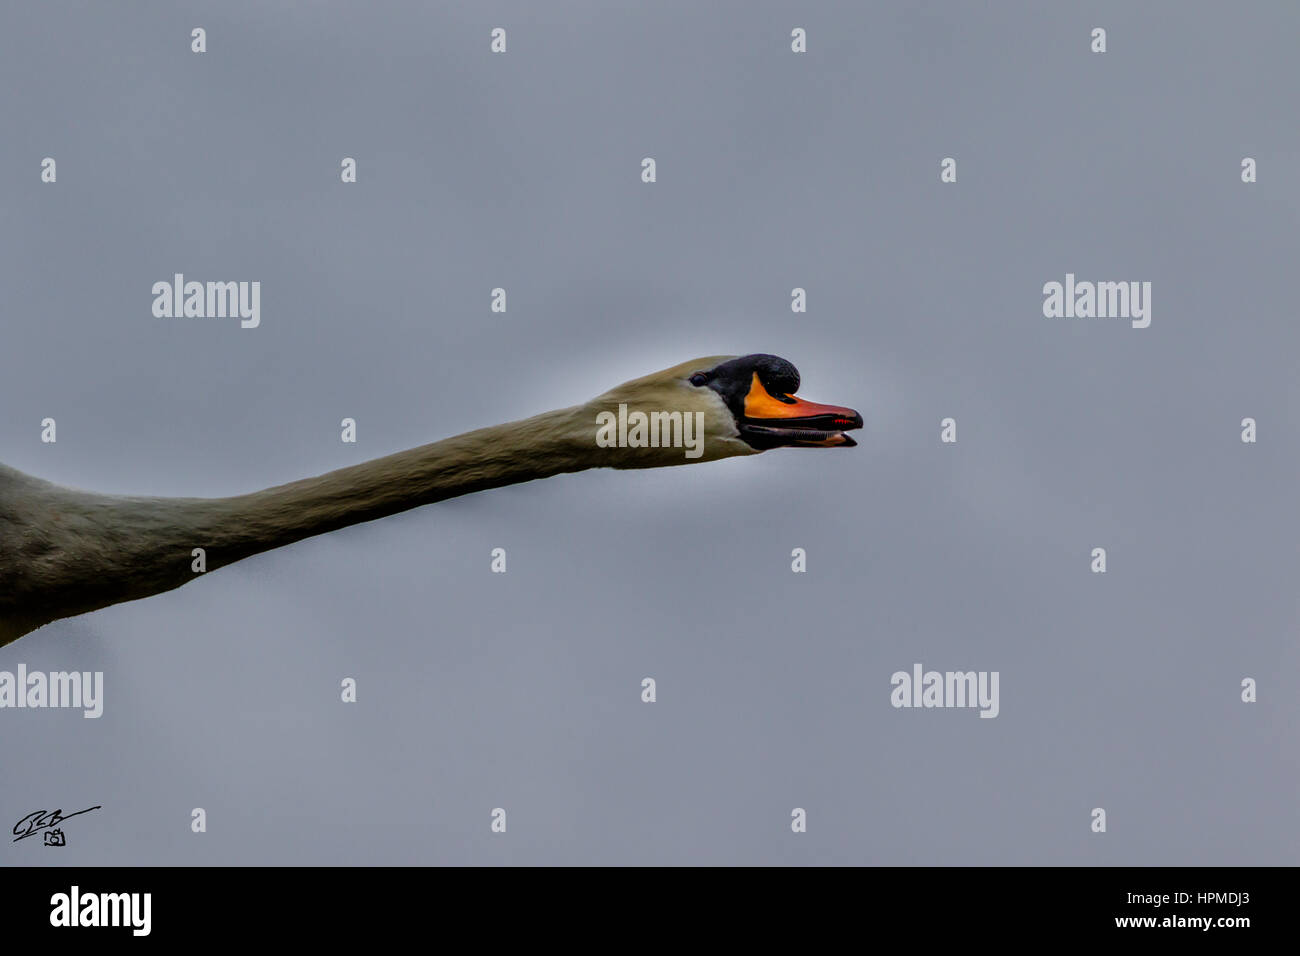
840;434;857;447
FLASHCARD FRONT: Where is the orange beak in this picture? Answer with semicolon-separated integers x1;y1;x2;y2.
739;373;863;448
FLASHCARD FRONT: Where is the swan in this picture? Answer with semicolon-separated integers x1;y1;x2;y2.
0;353;861;646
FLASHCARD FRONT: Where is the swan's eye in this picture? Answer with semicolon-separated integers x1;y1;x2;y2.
689;372;708;386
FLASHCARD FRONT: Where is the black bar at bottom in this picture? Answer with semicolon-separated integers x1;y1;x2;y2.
0;865;1279;941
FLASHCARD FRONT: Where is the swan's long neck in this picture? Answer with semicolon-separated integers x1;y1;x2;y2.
192;405;593;558
0;405;593;645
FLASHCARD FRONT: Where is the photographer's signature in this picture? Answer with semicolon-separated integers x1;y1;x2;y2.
12;806;100;843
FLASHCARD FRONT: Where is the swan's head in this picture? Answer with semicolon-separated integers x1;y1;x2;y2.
587;353;863;467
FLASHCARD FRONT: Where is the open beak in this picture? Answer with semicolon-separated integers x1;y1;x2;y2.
738;373;863;449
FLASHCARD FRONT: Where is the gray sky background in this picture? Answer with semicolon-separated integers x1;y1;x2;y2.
1;1;1297;865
